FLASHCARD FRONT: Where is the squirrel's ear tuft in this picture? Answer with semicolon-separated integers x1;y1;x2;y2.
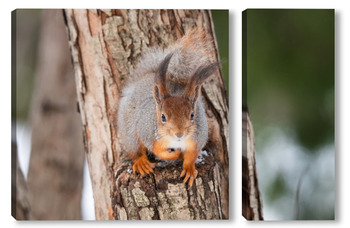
153;85;162;105
154;53;173;96
191;85;201;107
157;53;173;80
192;62;219;84
184;62;219;103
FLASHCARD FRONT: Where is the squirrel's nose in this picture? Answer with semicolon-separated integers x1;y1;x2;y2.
175;133;184;138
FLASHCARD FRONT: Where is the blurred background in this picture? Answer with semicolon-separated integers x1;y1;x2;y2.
13;9;228;220
212;10;229;94
13;9;94;220
243;9;334;220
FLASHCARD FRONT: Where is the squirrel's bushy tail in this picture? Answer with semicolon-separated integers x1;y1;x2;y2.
130;27;215;84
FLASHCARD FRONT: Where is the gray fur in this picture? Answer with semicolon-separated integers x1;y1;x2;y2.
193;98;209;151
117;29;214;156
130;29;214;84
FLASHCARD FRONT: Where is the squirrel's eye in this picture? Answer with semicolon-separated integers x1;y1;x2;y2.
190;113;194;121
161;114;166;122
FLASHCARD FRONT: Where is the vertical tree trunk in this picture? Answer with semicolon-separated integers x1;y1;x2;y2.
242;108;264;220
64;9;229;220
12;142;32;220
242;10;263;220
26;9;85;220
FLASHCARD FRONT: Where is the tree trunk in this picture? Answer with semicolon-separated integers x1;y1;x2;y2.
12;142;32;220
242;108;263;220
26;9;85;220
64;9;229;220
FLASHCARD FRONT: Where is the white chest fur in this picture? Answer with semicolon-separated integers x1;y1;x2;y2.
167;137;187;152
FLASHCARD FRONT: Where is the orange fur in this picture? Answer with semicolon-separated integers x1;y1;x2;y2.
132;133;200;186
152;138;182;160
182;27;207;51
125;27;214;183
153;136;200;187
131;144;155;176
160;97;193;136
181;137;199;186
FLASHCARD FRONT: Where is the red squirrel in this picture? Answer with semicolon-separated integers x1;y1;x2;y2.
117;27;218;186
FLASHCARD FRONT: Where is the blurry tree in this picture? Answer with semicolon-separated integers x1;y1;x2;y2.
11;142;32;220
14;9;41;121
64;9;229;220
243;9;334;220
242;108;264;220
242;11;264;221
12;9;39;220
245;9;334;151
26;9;85;220
211;10;229;93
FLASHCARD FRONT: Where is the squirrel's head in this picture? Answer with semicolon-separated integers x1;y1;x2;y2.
153;53;218;140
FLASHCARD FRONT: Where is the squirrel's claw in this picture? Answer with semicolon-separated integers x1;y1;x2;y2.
132;157;155;176
142;162;154;173
181;167;198;186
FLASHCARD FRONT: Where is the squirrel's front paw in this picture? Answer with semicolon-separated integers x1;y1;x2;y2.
132;156;155;176
180;164;198;186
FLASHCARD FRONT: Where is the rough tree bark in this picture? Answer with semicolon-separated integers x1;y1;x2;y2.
242;108;263;220
26;9;85;220
64;9;229;220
